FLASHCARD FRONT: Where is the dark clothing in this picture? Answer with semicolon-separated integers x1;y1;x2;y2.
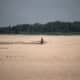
40;37;44;44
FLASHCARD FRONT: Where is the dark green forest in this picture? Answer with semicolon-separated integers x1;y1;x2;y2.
0;21;80;35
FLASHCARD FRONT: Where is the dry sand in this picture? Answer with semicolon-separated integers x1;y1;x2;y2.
0;35;80;80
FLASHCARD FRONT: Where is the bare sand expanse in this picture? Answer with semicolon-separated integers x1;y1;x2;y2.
0;35;80;80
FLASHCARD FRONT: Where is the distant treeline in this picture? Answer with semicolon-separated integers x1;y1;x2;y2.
0;21;80;35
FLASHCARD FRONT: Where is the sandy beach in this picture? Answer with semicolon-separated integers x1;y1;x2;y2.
0;35;80;80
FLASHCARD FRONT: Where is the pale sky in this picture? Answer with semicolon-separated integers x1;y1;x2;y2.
0;0;80;26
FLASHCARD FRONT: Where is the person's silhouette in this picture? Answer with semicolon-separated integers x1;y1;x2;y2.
40;37;44;44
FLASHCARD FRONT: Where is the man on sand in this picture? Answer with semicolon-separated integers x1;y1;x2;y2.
40;37;44;44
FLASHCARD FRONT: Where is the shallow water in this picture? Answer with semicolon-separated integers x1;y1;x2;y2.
0;35;80;80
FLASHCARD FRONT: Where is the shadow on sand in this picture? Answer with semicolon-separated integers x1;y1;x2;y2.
0;41;47;45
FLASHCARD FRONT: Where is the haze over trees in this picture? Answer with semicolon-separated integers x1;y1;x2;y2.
0;21;80;35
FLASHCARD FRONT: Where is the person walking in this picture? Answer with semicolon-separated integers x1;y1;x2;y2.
40;37;44;44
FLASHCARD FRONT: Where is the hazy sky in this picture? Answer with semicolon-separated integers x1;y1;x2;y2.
0;0;80;26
